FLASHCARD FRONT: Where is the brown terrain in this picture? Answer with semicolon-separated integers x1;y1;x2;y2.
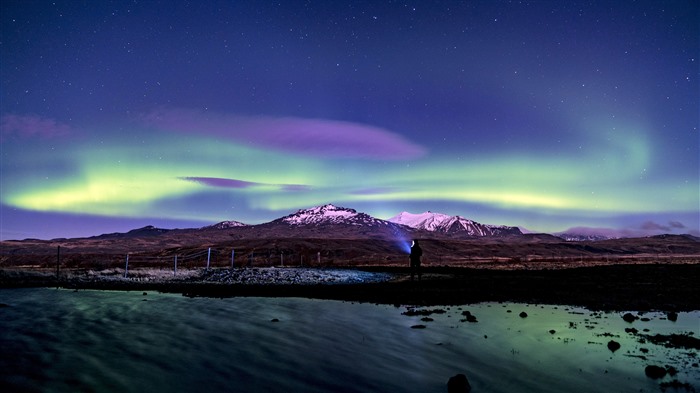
1;224;699;311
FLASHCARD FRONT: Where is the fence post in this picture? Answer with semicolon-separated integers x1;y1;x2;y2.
124;254;129;278
281;252;284;267
56;246;60;280
207;248;211;271
231;249;235;269
174;255;178;275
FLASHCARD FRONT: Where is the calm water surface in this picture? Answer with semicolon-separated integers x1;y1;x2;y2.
1;288;698;392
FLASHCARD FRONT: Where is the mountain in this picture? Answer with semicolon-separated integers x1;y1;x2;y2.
388;211;522;237
557;233;612;242
271;204;395;228
90;225;171;239
203;220;247;230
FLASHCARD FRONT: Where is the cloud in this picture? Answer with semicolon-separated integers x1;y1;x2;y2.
280;184;312;192
179;176;309;192
668;221;685;229
143;108;426;160
0;114;71;139
180;177;259;188
640;221;670;231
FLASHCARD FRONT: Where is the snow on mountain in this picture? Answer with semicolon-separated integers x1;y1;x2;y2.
274;204;392;227
556;233;613;241
388;211;522;237
554;226;623;241
204;220;248;230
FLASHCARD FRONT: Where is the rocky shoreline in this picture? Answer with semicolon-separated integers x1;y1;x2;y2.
1;263;699;311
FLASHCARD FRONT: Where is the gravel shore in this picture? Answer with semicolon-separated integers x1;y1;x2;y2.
2;264;699;311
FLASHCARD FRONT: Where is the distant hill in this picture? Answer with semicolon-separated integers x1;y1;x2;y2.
556;233;613;242
203;220;248;230
90;225;171;239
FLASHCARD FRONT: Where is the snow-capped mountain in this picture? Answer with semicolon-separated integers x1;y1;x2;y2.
204;220;248;230
388;211;522;237
556;233;612;241
272;204;393;227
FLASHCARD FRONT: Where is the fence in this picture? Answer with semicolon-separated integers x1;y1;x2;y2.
123;248;228;277
122;248;332;277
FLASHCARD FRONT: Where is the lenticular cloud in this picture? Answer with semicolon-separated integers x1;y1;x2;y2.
179;177;260;189
179;176;309;192
143;108;426;160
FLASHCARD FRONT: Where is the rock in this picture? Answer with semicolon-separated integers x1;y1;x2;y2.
403;308;446;316
641;333;700;350
622;313;637;323
666;366;678;377
607;340;621;352
660;381;694;391
421;317;434;322
461;311;478;323
625;327;638;334
644;365;667;379
667;311;678;322
447;373;471;393
142;292;148;296
549;330;556;334
411;324;427;329
519;312;528;318
270;318;279;322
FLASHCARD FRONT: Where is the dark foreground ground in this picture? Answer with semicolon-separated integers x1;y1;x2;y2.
2;263;698;311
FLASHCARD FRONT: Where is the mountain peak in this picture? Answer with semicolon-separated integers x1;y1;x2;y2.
204;220;248;230
275;204;388;227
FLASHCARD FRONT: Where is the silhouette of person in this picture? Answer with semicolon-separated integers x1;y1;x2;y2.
410;240;422;281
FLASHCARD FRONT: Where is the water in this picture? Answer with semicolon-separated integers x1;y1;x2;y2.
1;288;698;392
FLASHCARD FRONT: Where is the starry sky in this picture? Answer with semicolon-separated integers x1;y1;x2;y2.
1;1;698;240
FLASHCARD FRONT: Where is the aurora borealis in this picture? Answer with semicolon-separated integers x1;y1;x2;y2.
1;1;698;240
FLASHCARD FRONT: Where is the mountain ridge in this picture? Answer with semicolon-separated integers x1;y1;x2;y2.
388;211;522;237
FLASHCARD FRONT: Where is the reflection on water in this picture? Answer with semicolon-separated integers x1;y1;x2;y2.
0;288;697;392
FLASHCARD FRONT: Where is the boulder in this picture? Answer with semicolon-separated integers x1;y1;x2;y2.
667;311;678;322
447;373;471;393
461;311;478;323
644;365;667;379
622;313;637;323
607;340;621;352
519;312;528;318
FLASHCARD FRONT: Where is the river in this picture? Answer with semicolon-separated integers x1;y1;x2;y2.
1;288;697;392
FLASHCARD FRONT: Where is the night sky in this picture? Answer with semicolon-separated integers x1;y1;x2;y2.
1;1;698;240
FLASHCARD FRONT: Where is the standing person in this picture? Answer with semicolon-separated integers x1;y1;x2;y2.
409;240;422;281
